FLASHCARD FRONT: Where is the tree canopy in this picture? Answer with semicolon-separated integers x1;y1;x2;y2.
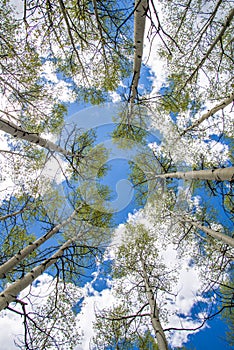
0;0;233;349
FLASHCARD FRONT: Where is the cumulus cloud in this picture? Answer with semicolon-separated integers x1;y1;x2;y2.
143;1;168;94
75;288;116;350
109;91;121;103
78;203;213;349
0;313;23;350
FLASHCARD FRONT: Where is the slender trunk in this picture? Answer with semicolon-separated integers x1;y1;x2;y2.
168;210;234;248
0;210;79;279
154;167;234;181
182;8;234;89
57;0;88;82
183;218;234;248
128;0;149;117
92;0;107;63
0;117;71;157
0;239;74;311
141;260;168;350
181;93;234;136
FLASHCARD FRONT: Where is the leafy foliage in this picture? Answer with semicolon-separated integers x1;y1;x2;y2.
157;0;233;100
16;279;82;349
0;0;233;349
220;276;234;347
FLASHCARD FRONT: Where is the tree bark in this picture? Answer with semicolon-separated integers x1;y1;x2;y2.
141;260;168;350
0;209;79;279
154;167;234;181
183;218;234;248
0;238;74;311
182;8;234;89
0;117;71;157
0;207;26;222
180;93;234;136
128;0;149;116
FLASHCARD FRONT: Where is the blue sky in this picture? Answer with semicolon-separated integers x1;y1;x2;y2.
0;68;231;350
188;317;230;350
0;2;232;347
64;101;232;349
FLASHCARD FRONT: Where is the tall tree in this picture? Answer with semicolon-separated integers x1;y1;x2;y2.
155;0;234;101
0;238;77;311
180;93;234;136
0;0;233;348
93;224;169;349
128;0;149;117
0;2;66;134
177;215;234;248
93;192;233;348
0;209;79;279
21;0;133;102
146;0;233;181
151;166;234;182
0;116;92;159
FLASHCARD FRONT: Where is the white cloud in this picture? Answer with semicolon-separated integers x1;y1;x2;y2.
0;275;55;349
41;61;59;84
75;288;116;350
82;201;219;349
44;79;76;103
40;61;76;103
0;312;23;350
9;0;24;18
169;316;206;348
174;265;204;315
109;91;121;103
0;274;82;348
143;1;168;94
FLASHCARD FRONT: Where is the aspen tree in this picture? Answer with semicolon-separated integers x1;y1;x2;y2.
0;209;79;278
0;117;73;158
128;0;149;116
180;217;234;248
0;238;76;311
180;93;234;136
153;167;234;182
94;223;170;349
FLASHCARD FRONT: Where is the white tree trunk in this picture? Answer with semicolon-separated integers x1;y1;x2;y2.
154;167;234;181
141;261;168;350
0;239;74;311
182;8;234;89
181;93;234;135
128;0;149;116
0;209;79;279
183;218;234;248
0;117;71;157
